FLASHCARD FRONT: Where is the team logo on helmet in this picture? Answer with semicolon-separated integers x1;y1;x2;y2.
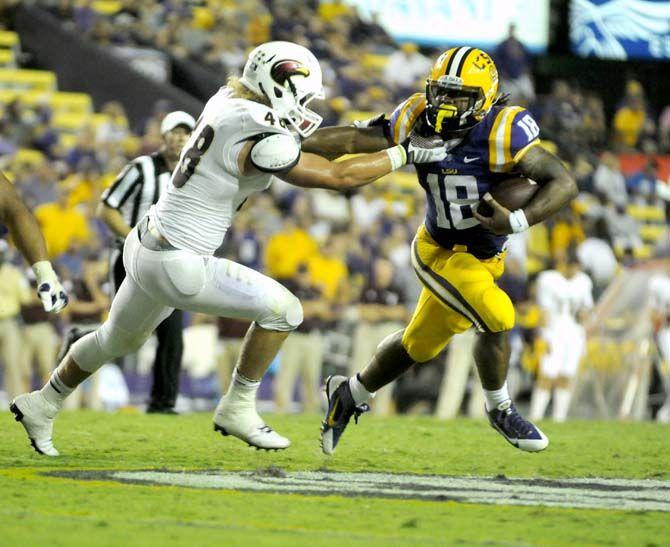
270;60;310;85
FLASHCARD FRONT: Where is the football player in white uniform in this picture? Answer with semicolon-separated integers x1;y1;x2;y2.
10;41;447;456
649;274;670;422
529;250;593;422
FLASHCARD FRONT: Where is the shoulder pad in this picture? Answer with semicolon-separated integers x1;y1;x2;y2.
250;133;301;173
243;102;292;134
389;93;427;143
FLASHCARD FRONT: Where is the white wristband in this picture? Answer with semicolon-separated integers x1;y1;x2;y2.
509;209;530;233
385;145;407;170
32;260;57;285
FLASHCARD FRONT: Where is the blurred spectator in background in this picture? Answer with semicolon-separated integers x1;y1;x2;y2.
593;152;628;208
20;270;60;388
603;202;643;259
274;263;330;413
350;257;407;415
15;160;58;209
34;186;91;258
649;274;670;423
613;80;655;152
264;213;318;282
494;23;534;104
216;318;250;396
383;42;432;95
434;329;485;419
307;233;349;302
0;240;31;399
576;233;618;299
626;159;659;205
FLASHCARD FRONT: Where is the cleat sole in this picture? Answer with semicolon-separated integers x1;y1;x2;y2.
214;423;230;436
216;423;288;451
9;402;24;422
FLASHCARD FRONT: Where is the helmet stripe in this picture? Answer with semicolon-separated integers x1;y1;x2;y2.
447;47;473;77
454;47;475;78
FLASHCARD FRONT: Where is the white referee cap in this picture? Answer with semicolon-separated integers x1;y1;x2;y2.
160;111;196;135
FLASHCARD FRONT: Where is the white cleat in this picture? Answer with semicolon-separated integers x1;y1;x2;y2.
213;398;290;451
10;392;60;457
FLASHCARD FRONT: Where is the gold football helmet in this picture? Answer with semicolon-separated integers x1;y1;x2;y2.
425;47;499;137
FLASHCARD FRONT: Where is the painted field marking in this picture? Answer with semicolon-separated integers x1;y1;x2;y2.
47;470;670;512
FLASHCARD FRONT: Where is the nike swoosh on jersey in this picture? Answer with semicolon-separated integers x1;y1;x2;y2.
463;156;480;163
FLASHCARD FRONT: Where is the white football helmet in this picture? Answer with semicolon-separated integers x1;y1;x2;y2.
240;41;325;138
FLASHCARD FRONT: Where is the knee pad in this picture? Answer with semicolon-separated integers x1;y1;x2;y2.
480;287;515;332
257;289;303;332
401;329;447;363
71;321;151;372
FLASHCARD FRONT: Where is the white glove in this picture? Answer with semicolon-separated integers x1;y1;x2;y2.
32;261;68;313
400;131;448;164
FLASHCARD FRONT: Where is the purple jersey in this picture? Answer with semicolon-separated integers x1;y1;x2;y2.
389;96;541;258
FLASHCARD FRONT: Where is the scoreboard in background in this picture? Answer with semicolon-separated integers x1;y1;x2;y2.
343;0;551;53
571;0;670;60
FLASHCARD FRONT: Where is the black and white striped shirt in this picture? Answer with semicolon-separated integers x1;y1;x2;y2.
101;152;171;227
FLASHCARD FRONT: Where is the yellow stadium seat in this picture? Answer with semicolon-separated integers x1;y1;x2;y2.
14;148;45;166
50;92;93;115
634;244;653;260
639;225;666;242
626;204;665;222
362;53;389;70
0;31;19;50
52;111;90;132
0;69;57;91
92;0;122;15
0;49;15;68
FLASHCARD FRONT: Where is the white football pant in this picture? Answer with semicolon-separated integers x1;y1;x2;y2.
70;226;303;373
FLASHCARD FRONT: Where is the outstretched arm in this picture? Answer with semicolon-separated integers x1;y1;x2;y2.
474;146;578;235
301;119;394;160
0;172;49;264
237;133;445;192
0;171;68;312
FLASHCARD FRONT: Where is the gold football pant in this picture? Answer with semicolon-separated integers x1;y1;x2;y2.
402;225;515;363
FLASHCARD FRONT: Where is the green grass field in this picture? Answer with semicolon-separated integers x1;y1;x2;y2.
1;411;669;546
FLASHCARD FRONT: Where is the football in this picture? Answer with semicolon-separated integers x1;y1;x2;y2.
476;176;538;217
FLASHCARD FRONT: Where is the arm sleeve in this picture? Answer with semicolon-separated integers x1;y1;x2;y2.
388;93;426;144
488;107;542;173
101;162;142;209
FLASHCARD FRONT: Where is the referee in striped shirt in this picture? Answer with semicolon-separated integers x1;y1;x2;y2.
98;111;195;414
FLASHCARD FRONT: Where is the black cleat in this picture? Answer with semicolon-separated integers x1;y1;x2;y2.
320;375;369;455
487;400;549;452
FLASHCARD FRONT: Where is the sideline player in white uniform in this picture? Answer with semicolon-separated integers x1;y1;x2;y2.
10;41;447;456
529;250;593;422
650;274;670;422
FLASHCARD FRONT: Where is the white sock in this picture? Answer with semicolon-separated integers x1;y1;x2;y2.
552;388;572;422
529;387;551;421
349;374;375;406
483;382;510;411
226;368;260;405
39;369;74;408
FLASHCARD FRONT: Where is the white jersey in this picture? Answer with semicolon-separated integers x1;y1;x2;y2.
151;88;293;255
536;270;594;322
